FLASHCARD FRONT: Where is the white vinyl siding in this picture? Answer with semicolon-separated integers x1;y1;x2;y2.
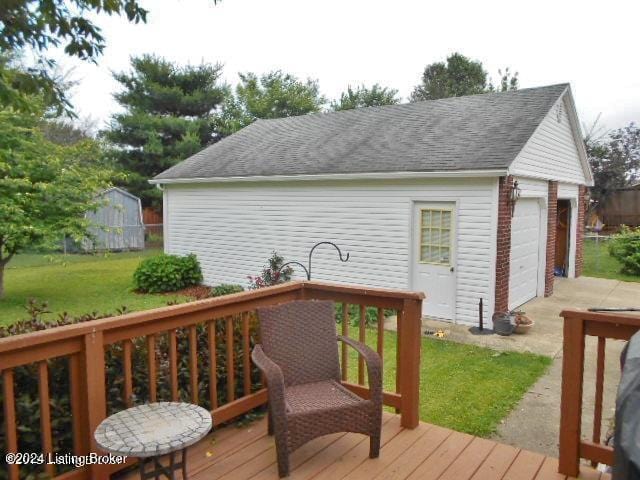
165;178;497;325
515;177;548;198
510;95;587;185
558;183;579;199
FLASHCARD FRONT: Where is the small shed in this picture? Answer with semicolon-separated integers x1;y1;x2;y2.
73;187;145;252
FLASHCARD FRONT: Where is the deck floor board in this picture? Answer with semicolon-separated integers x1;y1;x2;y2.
121;412;604;480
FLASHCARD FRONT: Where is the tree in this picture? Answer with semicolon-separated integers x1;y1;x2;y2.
330;84;400;111
490;68;519;93
410;52;518;102
217;71;325;135
41;117;97;145
104;55;228;207
0;0;148;114
586;123;640;206
0;101;113;297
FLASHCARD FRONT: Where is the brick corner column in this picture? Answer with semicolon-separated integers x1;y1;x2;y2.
545;181;558;296
575;185;587;277
494;175;513;314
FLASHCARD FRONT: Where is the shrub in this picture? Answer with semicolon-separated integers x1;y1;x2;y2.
0;306;261;480
334;304;395;327
608;226;640;276
133;253;203;293
211;283;245;297
247;251;293;289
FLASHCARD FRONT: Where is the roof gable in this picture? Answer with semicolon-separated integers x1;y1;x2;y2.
153;84;570;182
509;87;593;185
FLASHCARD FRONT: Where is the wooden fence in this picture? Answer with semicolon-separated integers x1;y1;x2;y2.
0;281;424;480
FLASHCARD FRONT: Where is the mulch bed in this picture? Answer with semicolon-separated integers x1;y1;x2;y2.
164;285;212;300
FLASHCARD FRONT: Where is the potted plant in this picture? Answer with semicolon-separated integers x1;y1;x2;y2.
513;310;534;334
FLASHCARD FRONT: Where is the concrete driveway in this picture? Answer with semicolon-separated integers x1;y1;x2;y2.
415;276;640;457
491;277;639;457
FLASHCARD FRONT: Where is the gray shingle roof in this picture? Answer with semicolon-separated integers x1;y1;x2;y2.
153;83;569;181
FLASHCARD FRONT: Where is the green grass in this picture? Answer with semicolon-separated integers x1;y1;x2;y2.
345;328;551;437
0;250;190;325
1;252;551;436
583;239;640;282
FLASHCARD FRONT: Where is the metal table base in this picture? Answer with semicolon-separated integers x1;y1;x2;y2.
138;448;187;480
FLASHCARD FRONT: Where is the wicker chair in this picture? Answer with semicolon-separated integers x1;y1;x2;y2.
252;300;383;478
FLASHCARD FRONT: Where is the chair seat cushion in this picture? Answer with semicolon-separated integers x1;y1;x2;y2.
284;380;363;415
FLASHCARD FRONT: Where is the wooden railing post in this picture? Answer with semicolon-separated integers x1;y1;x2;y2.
558;314;585;477
82;329;109;480
399;298;422;428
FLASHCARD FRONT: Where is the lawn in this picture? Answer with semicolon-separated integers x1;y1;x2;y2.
1;252;551;437
0;250;190;325
583;238;640;282
345;328;551;437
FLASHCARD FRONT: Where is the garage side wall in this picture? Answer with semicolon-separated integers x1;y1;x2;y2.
164;178;497;325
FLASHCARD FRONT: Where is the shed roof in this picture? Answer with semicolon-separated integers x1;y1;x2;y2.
153;83;570;182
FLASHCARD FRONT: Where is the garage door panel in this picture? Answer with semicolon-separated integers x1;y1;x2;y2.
509;199;541;310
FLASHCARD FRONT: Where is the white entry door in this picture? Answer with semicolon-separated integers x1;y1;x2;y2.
509;199;541;310
412;203;456;319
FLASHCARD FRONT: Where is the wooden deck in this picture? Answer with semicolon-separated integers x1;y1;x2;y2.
123;413;610;480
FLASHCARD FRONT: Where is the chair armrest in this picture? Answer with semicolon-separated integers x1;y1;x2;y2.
251;345;287;420
337;336;382;403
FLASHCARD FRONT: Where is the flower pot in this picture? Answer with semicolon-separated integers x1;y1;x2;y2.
514;313;534;334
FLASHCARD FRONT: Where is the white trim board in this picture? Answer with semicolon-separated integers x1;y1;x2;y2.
150;169;509;185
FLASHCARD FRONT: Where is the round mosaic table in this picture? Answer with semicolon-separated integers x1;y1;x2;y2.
94;402;212;479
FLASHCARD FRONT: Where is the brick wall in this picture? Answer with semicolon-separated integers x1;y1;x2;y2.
575;185;587;277
494;176;513;313
545;181;558;296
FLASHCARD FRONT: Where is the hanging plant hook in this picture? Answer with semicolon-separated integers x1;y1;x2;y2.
277;241;350;281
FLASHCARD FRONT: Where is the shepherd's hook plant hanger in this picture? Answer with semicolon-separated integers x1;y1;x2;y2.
277;241;350;280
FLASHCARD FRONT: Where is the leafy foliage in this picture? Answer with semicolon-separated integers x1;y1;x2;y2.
217;71;325;135
247;251;293;289
0;304;260;480
410;52;518;102
104;55;228;206
331;84;400;111
0;101;113;297
608;226;640;276
211;283;245;297
586;123;640;205
0;0;148;114
133;253;203;293
334;304;392;327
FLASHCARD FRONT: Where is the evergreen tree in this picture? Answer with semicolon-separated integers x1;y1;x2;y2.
331;84;400;111
105;55;227;207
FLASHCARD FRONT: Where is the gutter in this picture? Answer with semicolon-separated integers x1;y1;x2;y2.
149;169;509;185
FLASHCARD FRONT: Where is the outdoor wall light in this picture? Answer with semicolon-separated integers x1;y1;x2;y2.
509;180;521;216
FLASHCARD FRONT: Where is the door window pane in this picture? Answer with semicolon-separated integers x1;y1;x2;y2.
419;208;453;265
442;211;451;228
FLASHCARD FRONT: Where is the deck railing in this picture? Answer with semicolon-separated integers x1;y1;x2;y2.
558;309;640;477
0;280;423;480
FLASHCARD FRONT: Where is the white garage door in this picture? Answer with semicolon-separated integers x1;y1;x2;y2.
509;199;541;310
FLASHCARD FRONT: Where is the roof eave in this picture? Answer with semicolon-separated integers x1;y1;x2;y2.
149;169;509;185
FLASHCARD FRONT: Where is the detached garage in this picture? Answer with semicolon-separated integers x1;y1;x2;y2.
152;84;593;325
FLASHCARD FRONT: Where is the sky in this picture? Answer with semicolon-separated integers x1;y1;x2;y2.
55;0;640;135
